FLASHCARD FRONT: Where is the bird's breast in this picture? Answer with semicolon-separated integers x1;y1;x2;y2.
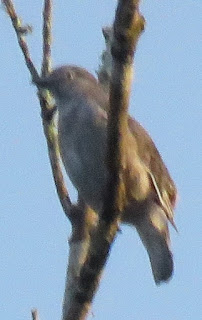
58;105;107;212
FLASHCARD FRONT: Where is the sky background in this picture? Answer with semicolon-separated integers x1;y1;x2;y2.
0;1;202;319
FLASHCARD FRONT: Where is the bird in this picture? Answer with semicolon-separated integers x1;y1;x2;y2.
34;65;177;284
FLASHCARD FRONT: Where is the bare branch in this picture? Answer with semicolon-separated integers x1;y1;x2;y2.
31;309;40;320
40;0;73;218
42;0;52;76
1;0;71;217
62;203;98;320
41;113;73;216
2;0;39;80
62;1;145;319
97;26;113;93
103;0;145;222
2;0;73;219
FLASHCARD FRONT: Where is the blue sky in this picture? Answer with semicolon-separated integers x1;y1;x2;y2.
0;1;202;319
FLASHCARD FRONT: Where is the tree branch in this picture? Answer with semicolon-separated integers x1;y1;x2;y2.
2;0;73;218
42;0;52;76
31;309;40;320
2;0;38;80
103;0;145;222
62;1;145;319
39;0;73;219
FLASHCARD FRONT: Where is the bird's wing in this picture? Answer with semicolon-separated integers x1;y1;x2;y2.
147;169;177;231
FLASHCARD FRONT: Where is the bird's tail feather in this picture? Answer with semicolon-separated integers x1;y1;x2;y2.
134;203;173;284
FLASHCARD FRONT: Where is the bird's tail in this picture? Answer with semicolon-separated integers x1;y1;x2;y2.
124;198;174;284
134;202;173;284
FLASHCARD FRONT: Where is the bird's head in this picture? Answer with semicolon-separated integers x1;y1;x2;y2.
33;65;99;101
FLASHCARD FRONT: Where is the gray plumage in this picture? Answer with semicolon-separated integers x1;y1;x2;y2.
35;65;177;284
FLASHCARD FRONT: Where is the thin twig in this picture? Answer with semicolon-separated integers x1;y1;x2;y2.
97;26;113;93
40;0;73;218
2;0;38;80
42;0;52;76
31;309;40;320
2;0;73;218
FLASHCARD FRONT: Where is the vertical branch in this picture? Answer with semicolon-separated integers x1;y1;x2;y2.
97;26;113;93
2;0;73;218
102;0;145;222
62;1;145;320
42;0;52;76
39;0;73;217
31;309;40;320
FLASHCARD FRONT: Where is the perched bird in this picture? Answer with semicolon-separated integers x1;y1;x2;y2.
35;65;177;284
